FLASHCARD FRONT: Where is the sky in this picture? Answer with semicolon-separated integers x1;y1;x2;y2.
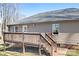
17;3;79;17
1;3;79;22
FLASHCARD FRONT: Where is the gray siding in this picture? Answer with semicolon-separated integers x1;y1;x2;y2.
58;21;79;45
26;23;52;33
59;21;79;33
9;23;52;33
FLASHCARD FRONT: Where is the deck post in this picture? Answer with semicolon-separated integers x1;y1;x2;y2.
51;46;53;56
39;45;41;56
39;36;42;56
22;34;25;54
55;44;57;53
3;33;6;52
53;44;58;56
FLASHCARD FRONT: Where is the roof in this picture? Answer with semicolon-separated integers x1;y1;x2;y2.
9;8;79;25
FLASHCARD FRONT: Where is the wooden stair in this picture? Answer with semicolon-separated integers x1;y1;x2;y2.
40;33;58;55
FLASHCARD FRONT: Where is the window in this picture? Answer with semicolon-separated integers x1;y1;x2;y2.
15;26;18;32
52;24;59;34
24;27;27;32
9;26;15;32
23;25;27;32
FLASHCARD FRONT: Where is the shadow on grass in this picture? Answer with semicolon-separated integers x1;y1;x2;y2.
0;44;39;56
0;44;49;56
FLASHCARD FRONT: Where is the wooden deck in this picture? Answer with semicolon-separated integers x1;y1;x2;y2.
3;32;58;56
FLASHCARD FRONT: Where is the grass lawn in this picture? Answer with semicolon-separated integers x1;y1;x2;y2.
0;44;7;51
0;51;36;56
1;43;79;56
66;49;79;56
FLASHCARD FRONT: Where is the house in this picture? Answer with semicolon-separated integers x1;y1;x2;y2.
3;8;79;55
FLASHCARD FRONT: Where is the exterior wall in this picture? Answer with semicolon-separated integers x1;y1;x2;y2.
9;23;52;33
9;25;22;32
26;23;52;33
15;25;22;32
59;21;79;33
58;33;79;45
58;21;79;45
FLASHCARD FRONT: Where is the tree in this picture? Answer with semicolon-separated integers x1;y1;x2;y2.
0;3;18;32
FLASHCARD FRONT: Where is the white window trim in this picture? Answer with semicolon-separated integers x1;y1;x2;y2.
23;25;28;32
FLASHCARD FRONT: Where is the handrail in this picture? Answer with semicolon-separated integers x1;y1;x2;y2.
4;32;40;35
40;34;52;46
45;33;57;45
45;33;58;55
40;34;52;55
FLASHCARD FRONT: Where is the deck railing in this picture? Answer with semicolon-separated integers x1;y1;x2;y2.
45;33;57;46
3;32;53;55
4;32;40;45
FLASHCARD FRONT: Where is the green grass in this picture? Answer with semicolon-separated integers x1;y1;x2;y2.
0;44;7;51
0;51;36;56
66;49;79;56
1;43;79;56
